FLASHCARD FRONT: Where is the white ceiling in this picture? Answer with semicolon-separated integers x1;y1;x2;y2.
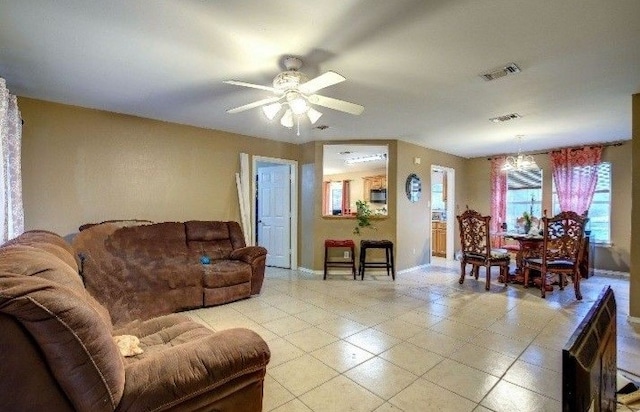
1;0;639;158
323;144;388;175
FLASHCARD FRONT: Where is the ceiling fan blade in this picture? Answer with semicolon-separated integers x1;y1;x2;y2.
227;97;281;114
224;80;277;93
311;94;364;115
299;71;345;94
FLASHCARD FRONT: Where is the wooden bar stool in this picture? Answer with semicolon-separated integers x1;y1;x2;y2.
358;240;395;280
324;239;357;280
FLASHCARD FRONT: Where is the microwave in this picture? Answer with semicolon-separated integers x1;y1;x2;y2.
370;189;387;204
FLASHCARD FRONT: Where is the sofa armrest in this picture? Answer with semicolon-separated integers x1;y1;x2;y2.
229;246;267;264
230;246;267;295
116;328;270;412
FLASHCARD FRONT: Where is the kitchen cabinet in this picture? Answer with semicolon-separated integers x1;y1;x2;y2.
363;175;387;201
432;221;446;257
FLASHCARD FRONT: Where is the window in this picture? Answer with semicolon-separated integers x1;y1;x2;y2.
329;181;343;215
552;162;611;243
505;169;543;231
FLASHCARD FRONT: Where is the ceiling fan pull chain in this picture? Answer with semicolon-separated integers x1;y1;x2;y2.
296;116;300;136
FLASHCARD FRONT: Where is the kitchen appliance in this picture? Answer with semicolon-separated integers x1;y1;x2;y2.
370;189;386;204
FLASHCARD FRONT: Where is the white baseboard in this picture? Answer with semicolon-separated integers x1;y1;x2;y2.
397;264;430;274
594;269;629;279
627;315;640;324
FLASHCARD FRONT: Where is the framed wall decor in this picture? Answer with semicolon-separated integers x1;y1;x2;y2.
405;173;422;202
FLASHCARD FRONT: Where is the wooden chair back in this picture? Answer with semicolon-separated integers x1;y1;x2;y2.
457;209;491;258
540;211;588;264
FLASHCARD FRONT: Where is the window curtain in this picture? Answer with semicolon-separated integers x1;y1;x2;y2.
0;78;24;243
341;180;350;214
490;157;507;247
550;146;602;214
322;181;330;215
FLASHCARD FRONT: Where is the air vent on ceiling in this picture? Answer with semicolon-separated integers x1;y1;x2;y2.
489;113;522;123
481;63;521;81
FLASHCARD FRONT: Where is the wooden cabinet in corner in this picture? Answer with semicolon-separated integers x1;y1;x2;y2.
432;221;446;257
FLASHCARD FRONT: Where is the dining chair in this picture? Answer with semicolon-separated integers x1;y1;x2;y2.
457;209;510;290
522;210;588;299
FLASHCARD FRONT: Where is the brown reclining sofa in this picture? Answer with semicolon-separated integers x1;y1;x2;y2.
0;230;270;411
73;221;267;325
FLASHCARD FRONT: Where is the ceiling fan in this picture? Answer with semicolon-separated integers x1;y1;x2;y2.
224;57;364;132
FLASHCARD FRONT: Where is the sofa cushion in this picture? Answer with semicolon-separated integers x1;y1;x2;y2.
115;326;269;412
185;221;237;259
0;245;114;329
203;260;252;288
0;273;125;412
490;248;510;259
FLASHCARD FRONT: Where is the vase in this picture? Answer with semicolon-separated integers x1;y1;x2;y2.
524;222;531;234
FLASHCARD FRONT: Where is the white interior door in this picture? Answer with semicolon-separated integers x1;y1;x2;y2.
257;163;291;268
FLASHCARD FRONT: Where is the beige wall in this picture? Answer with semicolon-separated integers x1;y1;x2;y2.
396;141;468;270
19;97;299;237
299;142;317;269
465;143;632;272
631;93;640;317
20;96;632;283
300;140;397;271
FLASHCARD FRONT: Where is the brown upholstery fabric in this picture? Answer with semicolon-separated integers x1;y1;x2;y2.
73;221;267;325
203;260;252;288
230;246;268;294
0;315;75;412
115;327;269;412
0;245;113;329
0;273;126;411
3;230;80;271
1;231;270;412
112;315;270;411
204;283;253;307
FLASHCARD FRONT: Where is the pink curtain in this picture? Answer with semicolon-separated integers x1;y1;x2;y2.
551;146;602;214
341;180;351;214
0;78;24;242
490;157;507;247
322;181;330;215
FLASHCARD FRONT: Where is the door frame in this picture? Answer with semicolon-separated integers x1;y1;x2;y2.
252;156;298;270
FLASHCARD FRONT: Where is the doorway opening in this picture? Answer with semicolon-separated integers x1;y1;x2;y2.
252;156;298;269
430;165;456;260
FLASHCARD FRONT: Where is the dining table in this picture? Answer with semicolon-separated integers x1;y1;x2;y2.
495;232;544;285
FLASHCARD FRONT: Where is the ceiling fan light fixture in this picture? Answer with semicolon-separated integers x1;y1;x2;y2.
307;107;322;124
262;102;282;120
225;56;363;135
280;109;294;128
286;91;308;115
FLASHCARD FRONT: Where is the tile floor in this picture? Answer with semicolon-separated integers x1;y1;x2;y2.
186;259;640;412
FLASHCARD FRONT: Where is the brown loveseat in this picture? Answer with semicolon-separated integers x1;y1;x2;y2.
0;230;271;411
73;221;267;325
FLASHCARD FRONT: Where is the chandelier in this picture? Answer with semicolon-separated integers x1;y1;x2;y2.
501;136;538;172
